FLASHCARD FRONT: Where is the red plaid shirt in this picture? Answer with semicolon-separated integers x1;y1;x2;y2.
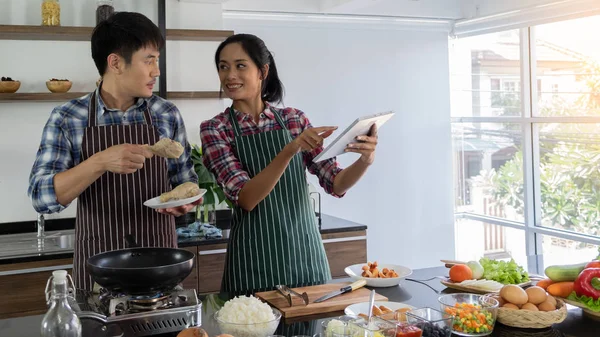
200;104;343;204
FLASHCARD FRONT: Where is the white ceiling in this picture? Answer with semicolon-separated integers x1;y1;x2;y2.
219;0;566;20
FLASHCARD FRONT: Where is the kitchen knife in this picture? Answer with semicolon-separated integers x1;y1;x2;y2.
314;279;367;303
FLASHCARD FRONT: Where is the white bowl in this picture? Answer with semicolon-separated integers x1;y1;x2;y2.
344;263;412;287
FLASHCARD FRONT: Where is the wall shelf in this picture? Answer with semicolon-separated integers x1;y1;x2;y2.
0;25;233;42
0;91;222;101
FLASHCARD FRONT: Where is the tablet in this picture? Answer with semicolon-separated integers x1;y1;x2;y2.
313;111;395;162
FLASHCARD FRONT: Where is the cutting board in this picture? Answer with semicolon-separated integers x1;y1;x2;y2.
255;282;388;318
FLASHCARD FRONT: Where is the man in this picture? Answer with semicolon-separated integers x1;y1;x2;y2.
28;12;199;290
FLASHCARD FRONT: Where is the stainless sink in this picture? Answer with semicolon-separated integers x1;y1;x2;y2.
45;234;75;249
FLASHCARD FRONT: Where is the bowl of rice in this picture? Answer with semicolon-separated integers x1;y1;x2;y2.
214;295;282;337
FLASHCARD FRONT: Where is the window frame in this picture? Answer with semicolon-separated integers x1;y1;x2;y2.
451;26;600;274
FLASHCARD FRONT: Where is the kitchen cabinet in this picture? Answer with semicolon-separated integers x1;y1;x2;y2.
322;230;367;278
184;230;367;294
0;230;367;317
0;258;73;318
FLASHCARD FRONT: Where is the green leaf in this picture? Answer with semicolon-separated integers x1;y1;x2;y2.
568;292;600;312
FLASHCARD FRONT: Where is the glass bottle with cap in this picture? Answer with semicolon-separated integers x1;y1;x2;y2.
41;270;82;337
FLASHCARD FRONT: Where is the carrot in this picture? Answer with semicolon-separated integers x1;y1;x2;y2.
536;278;555;290
547;281;574;298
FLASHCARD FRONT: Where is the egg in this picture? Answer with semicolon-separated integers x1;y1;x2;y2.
521;303;539;311
525;286;547;305
538;300;557;312
500;285;528;305
546;294;557;307
176;328;209;337
503;303;520;310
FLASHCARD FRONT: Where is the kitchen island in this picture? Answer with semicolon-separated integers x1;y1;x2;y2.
0;267;593;337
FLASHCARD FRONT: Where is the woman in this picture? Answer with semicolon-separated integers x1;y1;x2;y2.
200;34;378;294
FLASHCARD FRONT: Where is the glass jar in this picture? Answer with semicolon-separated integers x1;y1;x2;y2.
41;0;60;26
96;0;114;24
41;270;81;337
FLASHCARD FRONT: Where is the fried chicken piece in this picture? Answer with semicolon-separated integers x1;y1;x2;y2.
146;138;184;159
159;182;201;203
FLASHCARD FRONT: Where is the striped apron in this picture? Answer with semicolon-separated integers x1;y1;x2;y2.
221;106;331;295
72;91;176;291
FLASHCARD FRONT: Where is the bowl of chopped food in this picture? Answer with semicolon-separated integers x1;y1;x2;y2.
438;293;498;337
344;261;412;288
214;295;282;337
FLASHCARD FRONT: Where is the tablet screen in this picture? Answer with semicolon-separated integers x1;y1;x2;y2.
313;111;394;162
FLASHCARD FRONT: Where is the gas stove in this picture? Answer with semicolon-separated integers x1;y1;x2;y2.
71;287;202;337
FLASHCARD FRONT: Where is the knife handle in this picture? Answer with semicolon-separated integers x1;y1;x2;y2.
342;279;367;292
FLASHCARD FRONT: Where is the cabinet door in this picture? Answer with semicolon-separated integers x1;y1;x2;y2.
0;258;73;318
322;231;367;278
181;246;199;291
197;244;227;294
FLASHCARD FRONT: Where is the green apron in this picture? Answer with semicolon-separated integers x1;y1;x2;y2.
221;106;331;294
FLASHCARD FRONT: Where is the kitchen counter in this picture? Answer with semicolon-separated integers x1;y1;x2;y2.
0;267;593;337
0;214;366;263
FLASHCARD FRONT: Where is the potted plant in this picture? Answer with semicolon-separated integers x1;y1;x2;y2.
191;144;233;223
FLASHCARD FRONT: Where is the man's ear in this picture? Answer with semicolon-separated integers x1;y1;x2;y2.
106;53;124;75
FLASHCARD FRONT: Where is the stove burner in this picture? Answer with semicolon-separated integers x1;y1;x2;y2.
129;293;167;304
75;288;202;337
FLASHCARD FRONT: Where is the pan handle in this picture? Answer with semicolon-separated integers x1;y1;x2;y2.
125;234;140;248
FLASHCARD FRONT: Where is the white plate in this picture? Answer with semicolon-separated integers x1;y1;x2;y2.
344;301;415;317
344;263;412;287
143;189;207;209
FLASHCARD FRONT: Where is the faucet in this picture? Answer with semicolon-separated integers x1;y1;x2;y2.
37;213;45;238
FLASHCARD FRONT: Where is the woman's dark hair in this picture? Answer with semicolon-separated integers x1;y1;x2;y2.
91;12;165;76
215;34;284;104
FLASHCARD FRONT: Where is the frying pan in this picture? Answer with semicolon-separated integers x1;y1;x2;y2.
86;235;194;294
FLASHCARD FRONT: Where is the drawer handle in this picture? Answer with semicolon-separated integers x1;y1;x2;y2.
322;236;366;244
0;264;73;276
199;249;227;255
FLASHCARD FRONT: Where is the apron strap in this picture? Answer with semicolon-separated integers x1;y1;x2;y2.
269;106;288;130
142;101;153;126
88;91;98;128
227;106;243;137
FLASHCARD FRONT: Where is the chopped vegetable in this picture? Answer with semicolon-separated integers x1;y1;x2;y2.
443;303;494;334
479;258;529;284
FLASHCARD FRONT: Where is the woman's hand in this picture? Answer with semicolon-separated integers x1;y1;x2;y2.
346;124;378;165
286;126;337;154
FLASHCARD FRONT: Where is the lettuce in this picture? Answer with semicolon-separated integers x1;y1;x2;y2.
568;292;600;312
479;258;530;284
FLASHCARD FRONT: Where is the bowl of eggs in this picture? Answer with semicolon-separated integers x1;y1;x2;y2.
487;285;568;329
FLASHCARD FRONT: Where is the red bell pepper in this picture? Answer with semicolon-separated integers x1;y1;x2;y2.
574;268;600;300
585;261;600;269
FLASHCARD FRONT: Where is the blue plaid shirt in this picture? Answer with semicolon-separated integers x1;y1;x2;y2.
28;89;198;214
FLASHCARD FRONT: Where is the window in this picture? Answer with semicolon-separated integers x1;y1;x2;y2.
451;16;600;274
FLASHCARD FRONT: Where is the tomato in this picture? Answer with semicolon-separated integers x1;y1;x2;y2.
396;324;422;337
585;261;600;269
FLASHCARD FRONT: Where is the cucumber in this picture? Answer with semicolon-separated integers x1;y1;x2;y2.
544;262;586;282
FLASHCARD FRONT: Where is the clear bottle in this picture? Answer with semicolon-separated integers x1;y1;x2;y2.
96;0;115;24
41;0;61;26
41;270;82;337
